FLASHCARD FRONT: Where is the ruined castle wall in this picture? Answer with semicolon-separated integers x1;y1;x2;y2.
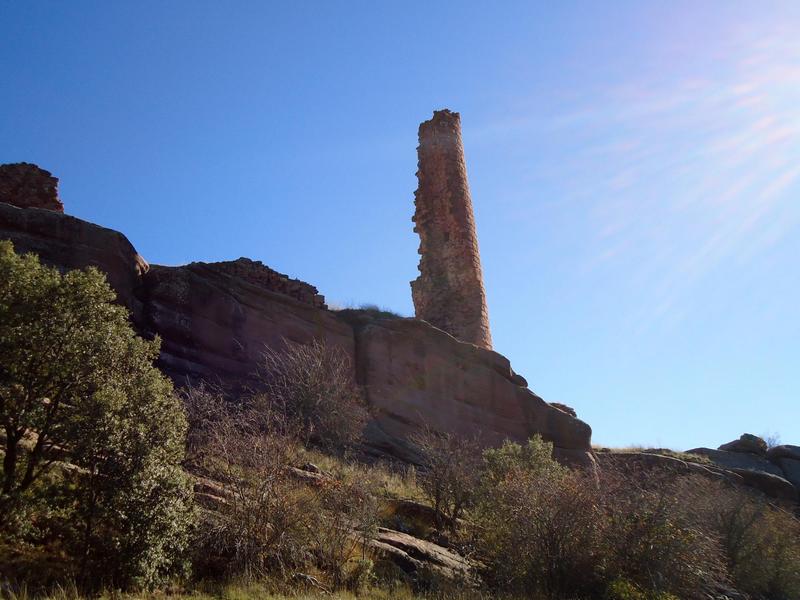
410;110;492;349
0;163;64;213
198;257;326;309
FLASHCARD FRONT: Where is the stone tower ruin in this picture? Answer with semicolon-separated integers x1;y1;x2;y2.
411;109;492;350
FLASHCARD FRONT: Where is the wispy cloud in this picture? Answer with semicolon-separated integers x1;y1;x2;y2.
489;20;800;332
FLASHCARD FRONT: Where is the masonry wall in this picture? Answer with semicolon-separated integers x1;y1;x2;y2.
410;110;492;349
0;163;64;212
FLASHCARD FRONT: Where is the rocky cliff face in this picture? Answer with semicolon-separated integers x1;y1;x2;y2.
0;201;148;319
596;433;800;505
0;193;594;465
345;313;593;466
139;260;352;386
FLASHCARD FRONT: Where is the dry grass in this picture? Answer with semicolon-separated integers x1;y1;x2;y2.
298;448;425;502
0;580;500;600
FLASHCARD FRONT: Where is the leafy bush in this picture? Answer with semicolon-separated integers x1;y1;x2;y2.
475;437;601;598
0;241;193;590
473;437;733;599
481;435;565;485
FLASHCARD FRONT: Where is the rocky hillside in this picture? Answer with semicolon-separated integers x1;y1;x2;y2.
0;163;594;468
596;433;800;504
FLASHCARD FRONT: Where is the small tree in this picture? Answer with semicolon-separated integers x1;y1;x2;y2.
411;426;483;532
257;339;368;453
0;241;193;589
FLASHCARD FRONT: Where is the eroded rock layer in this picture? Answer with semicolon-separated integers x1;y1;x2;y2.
139;261;350;386
198;257;326;309
411;110;492;350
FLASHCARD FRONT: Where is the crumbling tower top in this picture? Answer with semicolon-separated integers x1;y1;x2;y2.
411;109;492;349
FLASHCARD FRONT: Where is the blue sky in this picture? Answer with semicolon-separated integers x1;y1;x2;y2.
2;1;798;449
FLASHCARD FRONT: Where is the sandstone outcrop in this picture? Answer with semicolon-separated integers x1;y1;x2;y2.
687;435;800;502
595;450;735;481
687;448;783;476
201;257;326;309
0;177;593;466
350;315;593;466
597;448;800;503
0;200;148;318
0;162;64;213
729;468;797;502
411;110;492;350
139;260;352;387
369;527;475;585
776;458;800;489
718;433;768;455
767;444;800;462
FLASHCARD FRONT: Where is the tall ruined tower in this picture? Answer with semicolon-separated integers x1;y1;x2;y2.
411;109;492;350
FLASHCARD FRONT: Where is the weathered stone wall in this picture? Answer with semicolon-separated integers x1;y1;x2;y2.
198;257;326;309
0;163;64;212
411;110;492;349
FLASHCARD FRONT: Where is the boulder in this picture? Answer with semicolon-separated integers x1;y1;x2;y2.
382;498;442;533
718;433;767;455
369;527;475;585
776;458;800;490
351;317;593;465
0;201;148;318
686;448;783;476
767;445;800;463
729;468;798;502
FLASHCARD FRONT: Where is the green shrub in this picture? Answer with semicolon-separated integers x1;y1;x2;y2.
481;436;565;485
474;436;601;598
0;241;193;590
